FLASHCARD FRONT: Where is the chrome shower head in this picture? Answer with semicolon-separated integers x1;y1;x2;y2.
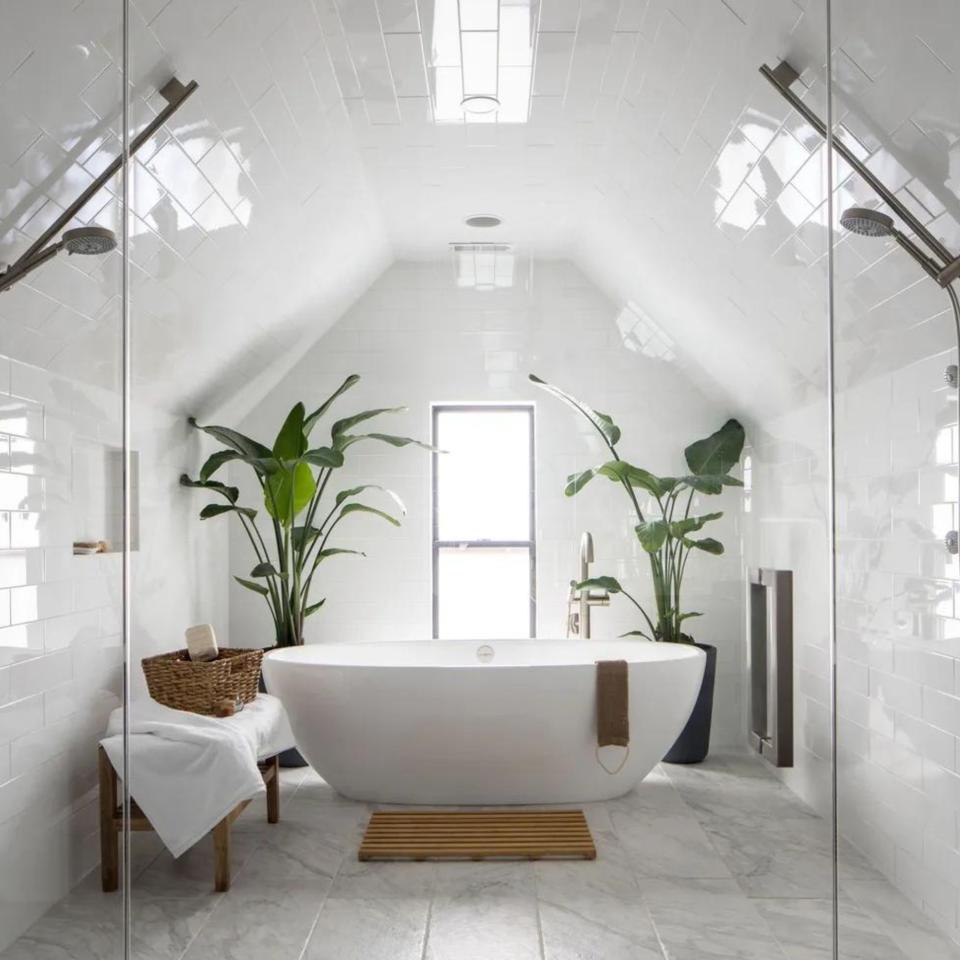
61;226;117;256
840;207;895;238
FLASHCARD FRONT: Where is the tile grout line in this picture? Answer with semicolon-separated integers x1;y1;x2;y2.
295;844;349;960
531;859;547;960
419;897;434;960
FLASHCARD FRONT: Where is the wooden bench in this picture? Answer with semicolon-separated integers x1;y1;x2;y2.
98;746;280;893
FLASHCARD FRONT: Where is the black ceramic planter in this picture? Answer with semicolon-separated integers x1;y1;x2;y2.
258;671;308;768
663;642;716;765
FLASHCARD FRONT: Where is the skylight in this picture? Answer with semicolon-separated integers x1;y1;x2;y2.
430;0;535;124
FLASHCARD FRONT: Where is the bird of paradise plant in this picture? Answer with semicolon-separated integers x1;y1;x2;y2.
530;374;745;644
181;374;431;647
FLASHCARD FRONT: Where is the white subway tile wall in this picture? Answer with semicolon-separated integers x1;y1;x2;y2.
0;357;124;948
230;259;748;746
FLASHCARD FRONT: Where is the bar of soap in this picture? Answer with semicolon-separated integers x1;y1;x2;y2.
185;623;219;662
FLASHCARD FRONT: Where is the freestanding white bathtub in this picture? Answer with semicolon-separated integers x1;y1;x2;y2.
263;639;705;805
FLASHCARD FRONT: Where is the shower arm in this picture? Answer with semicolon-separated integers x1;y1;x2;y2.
0;77;198;287
759;61;960;286
761;60;960;554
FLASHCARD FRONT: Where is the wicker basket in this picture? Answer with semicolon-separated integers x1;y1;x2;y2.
142;648;264;716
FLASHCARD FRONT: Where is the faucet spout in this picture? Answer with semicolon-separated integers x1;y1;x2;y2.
568;531;608;639
579;531;594;581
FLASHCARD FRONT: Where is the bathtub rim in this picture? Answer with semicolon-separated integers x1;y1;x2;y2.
263;637;706;671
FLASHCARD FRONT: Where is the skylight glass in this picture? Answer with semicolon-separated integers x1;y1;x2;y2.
429;0;535;124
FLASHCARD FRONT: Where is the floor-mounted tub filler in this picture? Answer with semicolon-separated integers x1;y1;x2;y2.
263;639;704;805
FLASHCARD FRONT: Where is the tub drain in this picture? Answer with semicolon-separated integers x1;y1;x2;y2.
476;644;495;663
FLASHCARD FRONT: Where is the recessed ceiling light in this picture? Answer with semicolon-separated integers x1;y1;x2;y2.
461;95;500;115
465;215;502;228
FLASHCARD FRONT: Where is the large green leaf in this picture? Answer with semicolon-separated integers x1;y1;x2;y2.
565;468;598;496
273;403;307;460
331;407;403;440
335;485;406;516
338;502;401;526
187;418;272;459
315;548;366;560
670;512;723;537
200;503;256;520
303;598;326;617
620;629;655;640
529;375;621;448
265;462;316;525
304;375;360;436
574;576;623;594
180;474;239;503
635;519;669;553
303;447;344;468
199;450;241;481
243;456;282;476
598;462;672;498
250;561;282;578
684;419;745;477
292;525;321;551
234;576;269;596
683;537;724;555
336;432;435;452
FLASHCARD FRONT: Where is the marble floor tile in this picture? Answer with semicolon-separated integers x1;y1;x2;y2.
433;860;536;900
700;814;880;899
844;880;960;960
132;831;260;900
329;858;438;899
611;808;734;879
304;897;429;960
641;877;791;959
539;897;663;960
754;897;909;960
6;751;960;960
180;879;327;960
425;895;542;960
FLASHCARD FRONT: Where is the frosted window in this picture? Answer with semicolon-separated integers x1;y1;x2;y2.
432;405;535;638
436;547;531;639
435;409;531;541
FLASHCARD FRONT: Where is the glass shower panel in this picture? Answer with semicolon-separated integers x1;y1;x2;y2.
830;1;960;956
0;0;126;955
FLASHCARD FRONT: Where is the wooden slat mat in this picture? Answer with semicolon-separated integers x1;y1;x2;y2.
359;810;596;862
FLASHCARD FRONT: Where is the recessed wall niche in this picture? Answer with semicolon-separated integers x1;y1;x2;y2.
71;439;140;554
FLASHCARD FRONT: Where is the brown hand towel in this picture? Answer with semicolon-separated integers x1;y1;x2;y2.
596;660;629;748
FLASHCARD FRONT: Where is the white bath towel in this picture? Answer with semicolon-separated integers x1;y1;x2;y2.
100;694;295;858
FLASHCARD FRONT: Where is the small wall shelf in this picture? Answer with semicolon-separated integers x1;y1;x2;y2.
72;440;140;553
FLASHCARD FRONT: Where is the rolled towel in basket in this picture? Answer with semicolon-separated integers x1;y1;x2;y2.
596;659;629;748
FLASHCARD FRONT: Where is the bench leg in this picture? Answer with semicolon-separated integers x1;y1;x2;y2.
98;747;119;893
212;816;231;892
266;755;279;825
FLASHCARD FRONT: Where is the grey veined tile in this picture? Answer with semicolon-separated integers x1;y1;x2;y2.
181;880;327;960
610;807;733;879
844;879;960;960
305;898;429;960
641;878;790;960
700;814;879;899
425;895;542;960
539;896;664;960
754;898;910;960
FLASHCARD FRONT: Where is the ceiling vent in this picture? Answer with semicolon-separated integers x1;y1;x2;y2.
464;215;503;228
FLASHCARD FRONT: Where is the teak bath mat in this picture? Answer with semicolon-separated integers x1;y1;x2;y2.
358;810;596;862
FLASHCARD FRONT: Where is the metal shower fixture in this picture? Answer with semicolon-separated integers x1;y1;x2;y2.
0;76;198;295
761;60;960;553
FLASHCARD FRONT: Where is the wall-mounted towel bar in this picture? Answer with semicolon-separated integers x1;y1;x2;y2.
748;569;793;767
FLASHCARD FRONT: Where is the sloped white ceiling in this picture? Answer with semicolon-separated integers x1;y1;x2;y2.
2;0;958;422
